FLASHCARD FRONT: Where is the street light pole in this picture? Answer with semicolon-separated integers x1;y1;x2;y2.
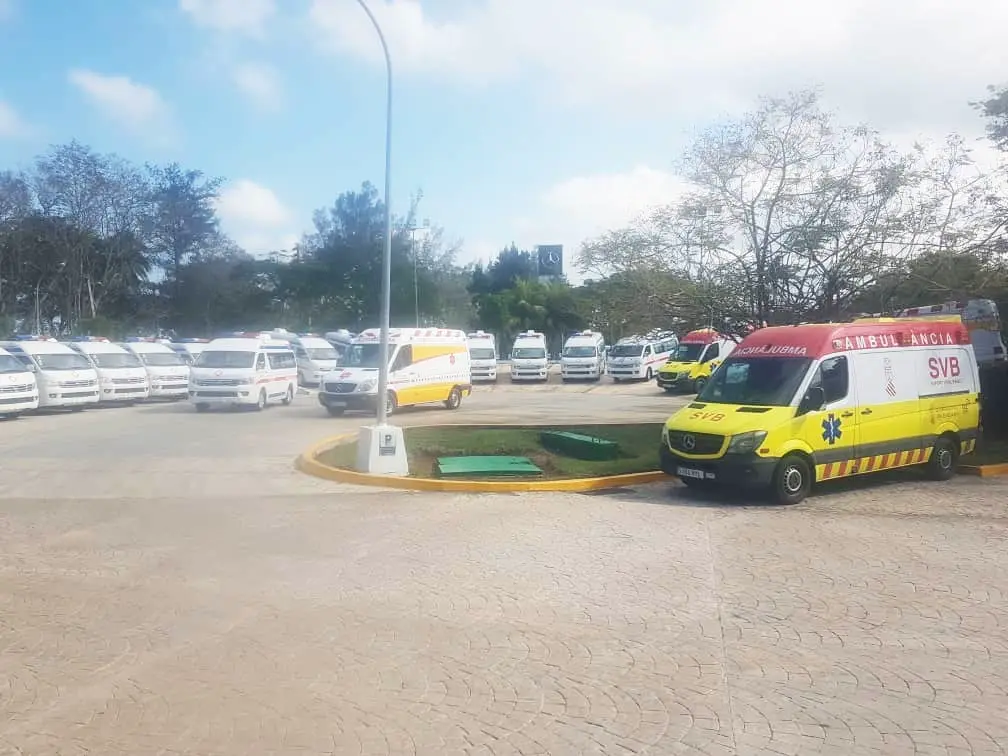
355;0;394;427
408;218;429;328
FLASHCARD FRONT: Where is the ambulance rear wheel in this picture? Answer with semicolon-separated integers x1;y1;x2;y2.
927;436;958;481
282;385;294;405
444;387;463;410
645;368;653;381
772;454;811;505
693;376;708;394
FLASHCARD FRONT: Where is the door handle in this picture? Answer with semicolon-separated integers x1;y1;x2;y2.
840;411;854;417
860;408;873;415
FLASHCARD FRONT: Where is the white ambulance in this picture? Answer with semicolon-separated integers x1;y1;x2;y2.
560;330;606;381
289;334;343;387
188;334;298;412
466;331;498;382
65;337;150;404
167;338;210;366
606;331;679;381
318;327;471;416
0;337;99;409
509;330;549;382
0;345;39;416
121;338;190;399
892;299;1006;368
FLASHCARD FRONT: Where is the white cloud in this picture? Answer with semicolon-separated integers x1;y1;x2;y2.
215;179;299;255
68;69;169;131
179;0;275;36
231;62;283;110
0;100;27;139
309;0;1007;133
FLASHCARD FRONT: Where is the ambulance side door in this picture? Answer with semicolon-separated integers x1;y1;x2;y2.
800;354;859;477
854;349;922;465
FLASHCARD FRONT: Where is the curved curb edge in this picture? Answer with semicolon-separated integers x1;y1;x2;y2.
958;462;1008;477
295;431;667;492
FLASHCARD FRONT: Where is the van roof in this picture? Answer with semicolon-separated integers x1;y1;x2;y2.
1;340;76;354
681;328;722;344
67;340;126;354
356;327;467;344
122;341;174;353
734;320;970;359
204;338;293;351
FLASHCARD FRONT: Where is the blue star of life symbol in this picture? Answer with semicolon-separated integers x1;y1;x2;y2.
821;413;842;445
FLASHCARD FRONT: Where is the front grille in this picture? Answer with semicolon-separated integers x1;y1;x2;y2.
112;376;146;385
62;379;97;388
324;382;355;394
198;378;241;387
0;383;33;393
196;390;238;398
0;396;33;405
669;431;724;455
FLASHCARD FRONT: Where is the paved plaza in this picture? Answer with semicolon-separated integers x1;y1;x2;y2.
1;382;1006;754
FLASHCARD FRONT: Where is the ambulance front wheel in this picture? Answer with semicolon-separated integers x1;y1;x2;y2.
772;454;812;505
927;435;958;481
693;376;708;394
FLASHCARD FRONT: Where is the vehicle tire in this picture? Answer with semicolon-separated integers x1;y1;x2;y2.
613;377;621;383
255;389;267;411
926;435;958;481
384;392;397;417
663;387;676;394
326;405;345;417
772;454;812;505
70;406;85;412
693;376;708;394
646;367;653;381
444;386;463;410
282;385;294;406
195;403;210;413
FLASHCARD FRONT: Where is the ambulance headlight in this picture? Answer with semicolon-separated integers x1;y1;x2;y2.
359;379;376;392
726;431;767;454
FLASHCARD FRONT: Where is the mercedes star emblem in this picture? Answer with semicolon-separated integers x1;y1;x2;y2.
682;434;696;451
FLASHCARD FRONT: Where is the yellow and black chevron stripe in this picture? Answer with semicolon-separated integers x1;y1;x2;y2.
815;438;976;481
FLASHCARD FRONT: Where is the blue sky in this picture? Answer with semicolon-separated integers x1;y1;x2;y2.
0;0;1004;281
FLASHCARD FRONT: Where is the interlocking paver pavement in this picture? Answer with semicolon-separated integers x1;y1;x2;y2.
0;390;1006;754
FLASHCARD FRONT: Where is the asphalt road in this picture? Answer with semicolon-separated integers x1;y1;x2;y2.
1;378;1007;754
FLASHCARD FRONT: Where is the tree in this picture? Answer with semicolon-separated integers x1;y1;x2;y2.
146;162;223;285
974;84;1008;152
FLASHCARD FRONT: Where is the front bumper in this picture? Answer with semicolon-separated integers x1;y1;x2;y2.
659;444;777;488
149;383;189;398
511;368;548;380
472;369;498;382
318;391;378;410
656;372;691;390
189;388;259;405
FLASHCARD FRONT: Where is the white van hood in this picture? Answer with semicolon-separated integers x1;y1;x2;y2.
190;367;256;384
323;367;379;392
95;366;148;382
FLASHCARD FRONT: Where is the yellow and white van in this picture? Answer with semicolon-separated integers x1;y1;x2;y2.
660;319;980;504
656;328;736;394
0;345;39;416
318;327;471;416
188;334;298;412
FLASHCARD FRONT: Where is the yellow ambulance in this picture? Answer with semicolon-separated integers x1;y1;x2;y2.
659;318;981;504
656;328;736;394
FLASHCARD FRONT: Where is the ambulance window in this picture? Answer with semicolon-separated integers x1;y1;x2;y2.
644;345;652;356
703;343;720;362
255;353;266;370
816;356;849;403
391;345;413;371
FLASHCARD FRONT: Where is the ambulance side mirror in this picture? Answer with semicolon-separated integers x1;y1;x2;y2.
798;386;826;416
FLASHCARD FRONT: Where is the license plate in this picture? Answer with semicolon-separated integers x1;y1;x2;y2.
677;466;710;480
328;400;346;407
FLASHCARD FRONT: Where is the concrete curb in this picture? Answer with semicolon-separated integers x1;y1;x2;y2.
958;462;1008;477
294;429;667;492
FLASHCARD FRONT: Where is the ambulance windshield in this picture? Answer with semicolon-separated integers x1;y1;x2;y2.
671;343;705;362
697;356;812;407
